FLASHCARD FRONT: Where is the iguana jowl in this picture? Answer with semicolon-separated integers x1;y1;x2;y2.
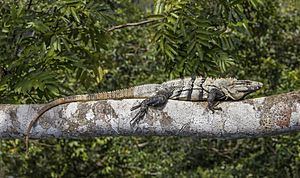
25;77;262;150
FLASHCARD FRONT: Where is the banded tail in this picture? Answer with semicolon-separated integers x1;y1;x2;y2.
25;85;159;152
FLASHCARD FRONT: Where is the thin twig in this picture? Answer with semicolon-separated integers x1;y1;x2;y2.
107;19;158;32
27;0;33;10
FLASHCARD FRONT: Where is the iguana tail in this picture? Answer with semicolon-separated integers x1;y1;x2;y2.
25;87;142;152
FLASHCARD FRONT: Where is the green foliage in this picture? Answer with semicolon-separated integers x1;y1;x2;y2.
0;0;300;177
0;0;114;103
231;0;300;94
150;0;253;76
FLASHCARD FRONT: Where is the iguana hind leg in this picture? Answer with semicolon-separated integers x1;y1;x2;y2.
207;88;226;112
130;93;169;126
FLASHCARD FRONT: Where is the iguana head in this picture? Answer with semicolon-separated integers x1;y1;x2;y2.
220;79;263;100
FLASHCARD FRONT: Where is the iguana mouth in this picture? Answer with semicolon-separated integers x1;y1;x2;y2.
237;81;263;92
247;82;263;91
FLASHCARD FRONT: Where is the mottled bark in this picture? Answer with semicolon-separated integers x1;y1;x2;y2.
1;91;300;139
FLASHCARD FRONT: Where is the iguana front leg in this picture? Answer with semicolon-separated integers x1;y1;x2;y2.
207;88;226;112
130;93;169;126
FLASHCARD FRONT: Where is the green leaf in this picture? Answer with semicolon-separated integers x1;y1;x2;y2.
2;28;9;33
198;40;212;48
71;7;80;23
167;44;178;56
46;84;60;96
163;22;174;31
36;21;49;33
170;12;179;19
165;49;175;59
61;37;71;51
153;30;162;42
197;33;210;41
187;40;196;54
63;0;81;5
147;14;165;20
154;0;165;14
159;37;165;51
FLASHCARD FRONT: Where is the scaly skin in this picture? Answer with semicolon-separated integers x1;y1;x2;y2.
25;77;263;151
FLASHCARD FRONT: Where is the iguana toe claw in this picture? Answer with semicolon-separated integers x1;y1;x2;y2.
130;104;141;111
130;105;148;126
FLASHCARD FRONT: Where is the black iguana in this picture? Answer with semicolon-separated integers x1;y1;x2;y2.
25;77;263;150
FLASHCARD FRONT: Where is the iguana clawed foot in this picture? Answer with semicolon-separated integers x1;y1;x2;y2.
130;94;169;126
207;88;226;113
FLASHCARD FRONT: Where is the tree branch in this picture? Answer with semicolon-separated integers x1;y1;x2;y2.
1;91;300;139
107;19;157;32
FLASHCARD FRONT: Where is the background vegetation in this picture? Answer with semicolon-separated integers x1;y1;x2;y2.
0;0;299;177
